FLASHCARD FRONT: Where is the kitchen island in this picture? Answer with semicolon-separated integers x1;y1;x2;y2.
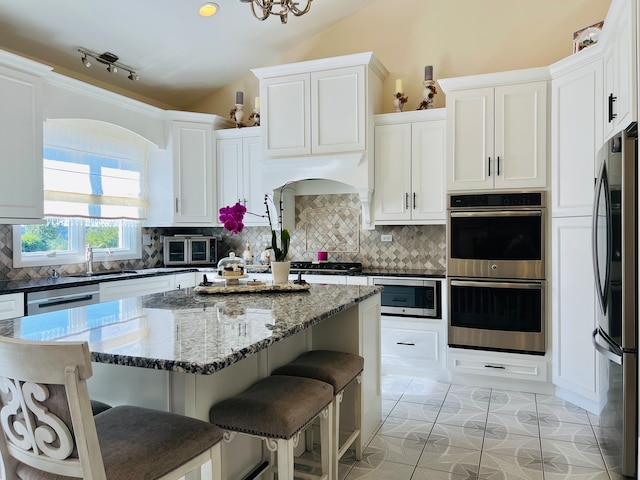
0;284;382;480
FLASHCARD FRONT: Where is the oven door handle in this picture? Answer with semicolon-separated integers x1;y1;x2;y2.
450;279;543;290
450;211;542;218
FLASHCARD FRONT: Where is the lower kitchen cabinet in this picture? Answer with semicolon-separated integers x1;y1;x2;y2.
447;348;549;385
381;316;447;376
0;293;24;320
551;216;605;413
100;274;179;302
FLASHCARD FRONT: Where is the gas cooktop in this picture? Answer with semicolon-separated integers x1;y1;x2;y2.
289;262;363;274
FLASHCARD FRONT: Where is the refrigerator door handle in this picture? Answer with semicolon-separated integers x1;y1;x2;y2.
592;328;623;365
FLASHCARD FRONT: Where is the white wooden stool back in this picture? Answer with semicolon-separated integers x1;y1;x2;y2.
0;337;106;479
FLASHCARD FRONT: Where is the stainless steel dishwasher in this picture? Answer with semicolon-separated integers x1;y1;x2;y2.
26;284;101;315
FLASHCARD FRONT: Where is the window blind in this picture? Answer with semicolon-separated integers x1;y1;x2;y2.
43;119;149;220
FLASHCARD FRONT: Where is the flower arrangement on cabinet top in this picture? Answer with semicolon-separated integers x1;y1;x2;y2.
218;193;290;262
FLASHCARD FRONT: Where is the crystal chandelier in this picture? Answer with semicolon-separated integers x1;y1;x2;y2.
239;0;313;24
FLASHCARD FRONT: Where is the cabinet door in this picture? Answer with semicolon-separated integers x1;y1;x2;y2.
217;137;244;209
411;120;446;222
494;81;547;190
551;216;604;408
242;136;268;226
261;73;310;157
312;65;366;155
172;121;213;224
373;123;412;222
603;0;636;140
446;87;494;191
0;66;43;221
552;59;602;217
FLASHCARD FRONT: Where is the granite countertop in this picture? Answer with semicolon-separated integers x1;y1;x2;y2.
0;268;198;294
0;284;381;375
361;268;446;278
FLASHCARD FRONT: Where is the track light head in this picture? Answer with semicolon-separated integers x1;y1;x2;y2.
81;55;91;67
128;72;139;81
78;47;138;81
107;64;118;74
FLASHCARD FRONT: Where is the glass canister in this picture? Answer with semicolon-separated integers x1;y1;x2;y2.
217;252;245;277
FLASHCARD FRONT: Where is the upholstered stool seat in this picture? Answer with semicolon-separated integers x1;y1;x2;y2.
90;399;112;415
0;337;225;480
210;375;333;480
272;350;364;479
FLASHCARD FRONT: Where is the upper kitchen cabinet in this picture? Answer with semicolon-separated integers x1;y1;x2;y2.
373;109;446;224
0;50;52;223
145;111;234;226
602;0;637;140
216;127;268;226
550;50;603;217
252;52;388;159
440;68;550;192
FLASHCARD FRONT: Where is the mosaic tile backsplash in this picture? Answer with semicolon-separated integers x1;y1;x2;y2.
0;194;446;280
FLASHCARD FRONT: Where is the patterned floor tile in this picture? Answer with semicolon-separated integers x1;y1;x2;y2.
481;431;542;460
412;466;478;479
364;434;426;466
489;390;537;417
389;401;441;422
427;423;484;450
542;463;612;479
344;459;415;479
436;406;488;429
485;412;539;438
418;443;481;477
539;419;598;445
537;403;590;425
535;393;573;406
377;416;434;442
447;385;492;404
401;390;448;407
541;438;607;470
382;398;398;417
478;451;544;479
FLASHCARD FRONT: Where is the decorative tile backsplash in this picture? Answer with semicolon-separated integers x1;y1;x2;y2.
0;193;446;280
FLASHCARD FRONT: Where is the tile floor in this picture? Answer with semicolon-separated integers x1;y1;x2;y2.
332;375;627;480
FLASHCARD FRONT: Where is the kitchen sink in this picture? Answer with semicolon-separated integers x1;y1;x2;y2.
69;270;140;278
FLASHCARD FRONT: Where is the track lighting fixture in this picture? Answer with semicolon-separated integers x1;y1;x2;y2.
77;47;139;81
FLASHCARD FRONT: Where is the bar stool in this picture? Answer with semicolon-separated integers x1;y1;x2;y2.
271;350;364;480
0;337;225;480
209;375;333;480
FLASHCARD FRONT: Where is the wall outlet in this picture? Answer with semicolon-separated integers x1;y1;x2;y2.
381;234;393;242
142;234;152;246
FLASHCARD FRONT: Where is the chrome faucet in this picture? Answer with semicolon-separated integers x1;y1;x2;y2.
85;244;93;274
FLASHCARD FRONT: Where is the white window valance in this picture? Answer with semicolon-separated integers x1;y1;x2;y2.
43;119;149;220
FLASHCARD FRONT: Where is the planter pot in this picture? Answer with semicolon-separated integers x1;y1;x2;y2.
271;261;290;285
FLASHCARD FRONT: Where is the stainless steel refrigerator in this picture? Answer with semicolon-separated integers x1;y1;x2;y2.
592;122;638;478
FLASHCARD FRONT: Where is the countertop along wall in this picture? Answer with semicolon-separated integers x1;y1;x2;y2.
0;193;445;280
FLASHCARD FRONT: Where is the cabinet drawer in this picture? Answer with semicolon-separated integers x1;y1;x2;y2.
448;349;548;382
382;327;439;362
100;276;175;302
0;293;24;320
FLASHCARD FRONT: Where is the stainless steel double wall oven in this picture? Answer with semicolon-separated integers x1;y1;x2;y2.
447;191;546;354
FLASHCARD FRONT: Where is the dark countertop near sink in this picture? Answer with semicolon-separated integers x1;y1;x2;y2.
0;266;446;296
0;268;198;295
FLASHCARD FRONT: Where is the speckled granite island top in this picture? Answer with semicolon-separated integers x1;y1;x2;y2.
0;284;381;375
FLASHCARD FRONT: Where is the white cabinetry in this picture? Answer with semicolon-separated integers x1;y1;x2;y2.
382;316;446;376
440;69;549;192
373;109;446;224
602;0;636;140
216;127;268;226
448;348;548;383
551;216;604;412
550;53;602;217
253;53;387;158
145;112;233;226
0;293;24;320
0;52;51;223
100;275;175;302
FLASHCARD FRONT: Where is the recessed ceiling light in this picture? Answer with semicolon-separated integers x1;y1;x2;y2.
199;2;219;17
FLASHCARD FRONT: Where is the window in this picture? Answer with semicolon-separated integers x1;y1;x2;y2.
13;119;149;268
